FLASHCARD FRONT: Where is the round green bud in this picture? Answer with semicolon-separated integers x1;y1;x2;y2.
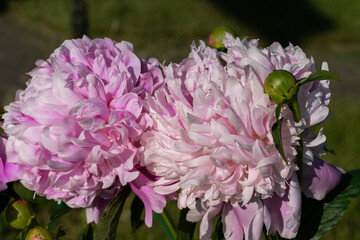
208;26;236;50
264;70;299;104
6;199;36;230
25;226;54;240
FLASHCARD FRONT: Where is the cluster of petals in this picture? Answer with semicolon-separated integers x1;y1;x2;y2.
2;36;166;225
0;135;22;191
141;34;342;239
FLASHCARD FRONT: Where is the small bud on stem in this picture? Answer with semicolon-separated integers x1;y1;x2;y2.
25;226;54;240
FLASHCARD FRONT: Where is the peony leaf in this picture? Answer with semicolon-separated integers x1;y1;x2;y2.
81;223;94;240
93;186;131;240
177;208;196;240
297;70;339;86
130;195;144;232
48;201;71;231
211;216;225;240
154;209;176;240
16;232;23;240
310;170;360;240
296;194;324;240
50;201;71;221
271;118;287;164
55;224;66;239
296;170;360;240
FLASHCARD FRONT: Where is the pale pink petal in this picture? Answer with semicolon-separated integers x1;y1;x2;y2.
222;201;264;240
199;204;222;240
263;174;301;238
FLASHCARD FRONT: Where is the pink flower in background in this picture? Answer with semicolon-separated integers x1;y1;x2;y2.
0;135;22;191
141;35;341;239
2;36;165;225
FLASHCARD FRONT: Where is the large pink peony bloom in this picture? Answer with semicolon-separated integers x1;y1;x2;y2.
3;36;166;225
0;135;22;191
141;35;341;239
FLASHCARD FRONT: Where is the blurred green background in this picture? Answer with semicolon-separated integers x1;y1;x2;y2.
0;0;359;239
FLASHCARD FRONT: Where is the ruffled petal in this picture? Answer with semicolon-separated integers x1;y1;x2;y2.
263;174;301;238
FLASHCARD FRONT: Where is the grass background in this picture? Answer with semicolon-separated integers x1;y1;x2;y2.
0;0;360;239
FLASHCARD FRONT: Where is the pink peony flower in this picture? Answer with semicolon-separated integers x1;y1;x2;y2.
3;36;166;225
0;135;23;191
141;35;341;239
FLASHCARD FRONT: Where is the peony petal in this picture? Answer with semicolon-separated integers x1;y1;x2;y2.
199;204;223;240
223;201;264;240
301;156;342;200
263;174;301;238
86;197;111;224
129;171;166;227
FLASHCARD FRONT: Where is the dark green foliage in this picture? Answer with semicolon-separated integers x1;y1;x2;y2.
130;196;144;232
296;170;360;240
177;208;196;240
93;186;130;240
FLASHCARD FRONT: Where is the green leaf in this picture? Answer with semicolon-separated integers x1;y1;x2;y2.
48;201;71;231
154;209;176;240
310;170;360;240
93;186;130;240
16;231;23;240
296;194;324;239
288;99;300;123
297;70;339;86
80;223;94;240
55;224;66;239
271;118;287;164
177;208;196;240
211;216;225;240
296;170;360;240
130;196;144;232
50;201;71;221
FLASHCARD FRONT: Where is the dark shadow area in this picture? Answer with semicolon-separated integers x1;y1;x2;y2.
210;0;333;45
0;0;8;14
297;173;352;239
72;0;88;38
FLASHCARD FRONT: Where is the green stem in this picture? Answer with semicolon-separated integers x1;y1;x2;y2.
288;98;301;123
154;209;176;240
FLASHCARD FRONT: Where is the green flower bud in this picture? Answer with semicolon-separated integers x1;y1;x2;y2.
208;26;236;50
25;226;54;240
6;199;36;230
264;70;298;104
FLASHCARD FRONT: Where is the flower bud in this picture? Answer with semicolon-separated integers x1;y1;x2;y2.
208;26;236;50
264;70;298;104
25;226;54;240
6;199;36;230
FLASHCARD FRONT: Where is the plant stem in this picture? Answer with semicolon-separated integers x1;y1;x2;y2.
154;208;177;240
289;98;301;123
